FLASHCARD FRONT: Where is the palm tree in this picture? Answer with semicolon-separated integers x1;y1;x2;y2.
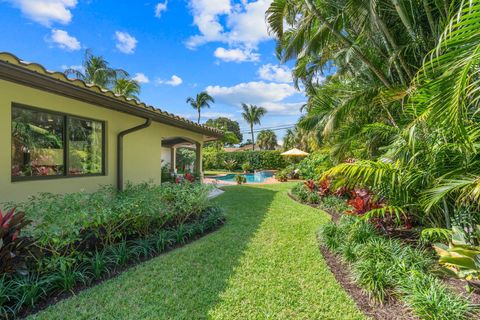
64;49;128;89
186;92;215;124
283;129;297;151
241;104;267;151
113;78;140;100
257;129;278;150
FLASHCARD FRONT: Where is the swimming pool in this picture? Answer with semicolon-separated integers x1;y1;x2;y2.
213;171;274;183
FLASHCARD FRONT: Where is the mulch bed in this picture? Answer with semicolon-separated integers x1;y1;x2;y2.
288;192;417;318
18;220;226;319
288;191;480;319
319;245;418;320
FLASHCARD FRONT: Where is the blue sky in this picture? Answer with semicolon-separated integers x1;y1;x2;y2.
0;0;311;143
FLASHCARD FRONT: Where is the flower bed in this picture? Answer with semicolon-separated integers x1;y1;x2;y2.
0;182;224;318
290;180;479;319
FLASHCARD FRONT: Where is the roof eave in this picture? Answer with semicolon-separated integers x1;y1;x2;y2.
0;57;224;139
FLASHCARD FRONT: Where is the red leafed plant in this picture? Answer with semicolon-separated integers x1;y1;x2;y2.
346;189;383;215
184;173;196;183
304;180;317;192
317;178;331;196
0;208;39;276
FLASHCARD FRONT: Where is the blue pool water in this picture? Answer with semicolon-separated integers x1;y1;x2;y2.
214;171;274;183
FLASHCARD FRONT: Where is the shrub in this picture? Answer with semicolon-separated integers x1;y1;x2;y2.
297;151;333;180
307;192;321;204
401;272;473;320
320;196;350;213
241;162;252;172
235;174;246;184
223;159;237;172
0;208;38;276
275;171;288;182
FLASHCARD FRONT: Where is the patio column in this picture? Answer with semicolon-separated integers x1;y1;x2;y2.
170;147;176;173
195;142;203;181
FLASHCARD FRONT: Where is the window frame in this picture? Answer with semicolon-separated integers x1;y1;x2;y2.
11;103;106;182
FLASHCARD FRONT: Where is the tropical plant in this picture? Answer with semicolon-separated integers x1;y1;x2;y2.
0;208;38;276
241;104;267;151
241;162;252;173
256;129;278;150
64;49;128;89
186;91;215;124
223;159;237;172
434;226;480;291
235;174;246;185
113;77;140;100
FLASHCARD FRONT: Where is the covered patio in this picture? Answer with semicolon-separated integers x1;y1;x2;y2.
161;136;203;179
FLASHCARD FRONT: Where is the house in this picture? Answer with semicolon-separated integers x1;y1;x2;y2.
0;52;223;202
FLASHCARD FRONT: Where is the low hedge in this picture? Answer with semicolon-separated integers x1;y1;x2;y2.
0;182;224;318
318;216;478;320
203;149;287;170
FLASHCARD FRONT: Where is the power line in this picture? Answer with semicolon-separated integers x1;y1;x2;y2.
239;124;297;133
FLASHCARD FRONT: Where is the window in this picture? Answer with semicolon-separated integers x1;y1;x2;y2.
11;104;105;180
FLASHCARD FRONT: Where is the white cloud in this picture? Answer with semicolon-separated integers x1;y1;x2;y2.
155;1;168;18
187;0;273;62
258;64;292;83
7;0;77;27
206;81;303;115
49;29;81;51
186;0;231;48
115;31;137;54
156;75;183;86
214;47;259;63
132;73;150;84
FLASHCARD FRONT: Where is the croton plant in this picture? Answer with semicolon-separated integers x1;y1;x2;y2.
0;208;39;276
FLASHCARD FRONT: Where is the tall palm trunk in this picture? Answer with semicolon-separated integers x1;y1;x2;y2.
304;0;392;88
197;107;201;124
251;125;255;151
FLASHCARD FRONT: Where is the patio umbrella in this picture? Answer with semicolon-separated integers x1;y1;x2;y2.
281;148;309;157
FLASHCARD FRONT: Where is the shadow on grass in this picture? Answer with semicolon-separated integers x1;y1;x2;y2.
30;185;278;320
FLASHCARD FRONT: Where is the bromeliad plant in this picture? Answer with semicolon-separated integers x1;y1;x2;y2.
434;226;480;291
0;208;38;276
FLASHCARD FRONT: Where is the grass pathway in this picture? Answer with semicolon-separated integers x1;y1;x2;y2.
30;183;366;320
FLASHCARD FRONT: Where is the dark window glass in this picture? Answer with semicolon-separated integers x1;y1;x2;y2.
11;107;65;177
68;118;103;175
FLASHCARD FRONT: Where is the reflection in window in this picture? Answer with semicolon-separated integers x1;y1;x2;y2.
11;107;65;177
68;118;103;175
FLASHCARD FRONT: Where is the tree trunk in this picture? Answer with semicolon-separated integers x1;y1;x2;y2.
304;0;392;88
197;108;201;124
251;125;255;151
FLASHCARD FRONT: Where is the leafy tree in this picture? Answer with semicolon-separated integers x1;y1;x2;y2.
241;104;267;151
205;117;243;144
64;49;128;89
186;92;215;124
257;130;278;150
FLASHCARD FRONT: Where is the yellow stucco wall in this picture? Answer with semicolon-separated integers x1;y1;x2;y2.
0;79;204;202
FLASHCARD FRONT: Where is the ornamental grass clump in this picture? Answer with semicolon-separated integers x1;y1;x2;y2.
318;216;477;319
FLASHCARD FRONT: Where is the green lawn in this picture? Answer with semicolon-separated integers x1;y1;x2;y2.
29;183;366;320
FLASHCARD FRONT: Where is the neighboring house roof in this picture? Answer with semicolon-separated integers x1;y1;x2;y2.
0;52;223;139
